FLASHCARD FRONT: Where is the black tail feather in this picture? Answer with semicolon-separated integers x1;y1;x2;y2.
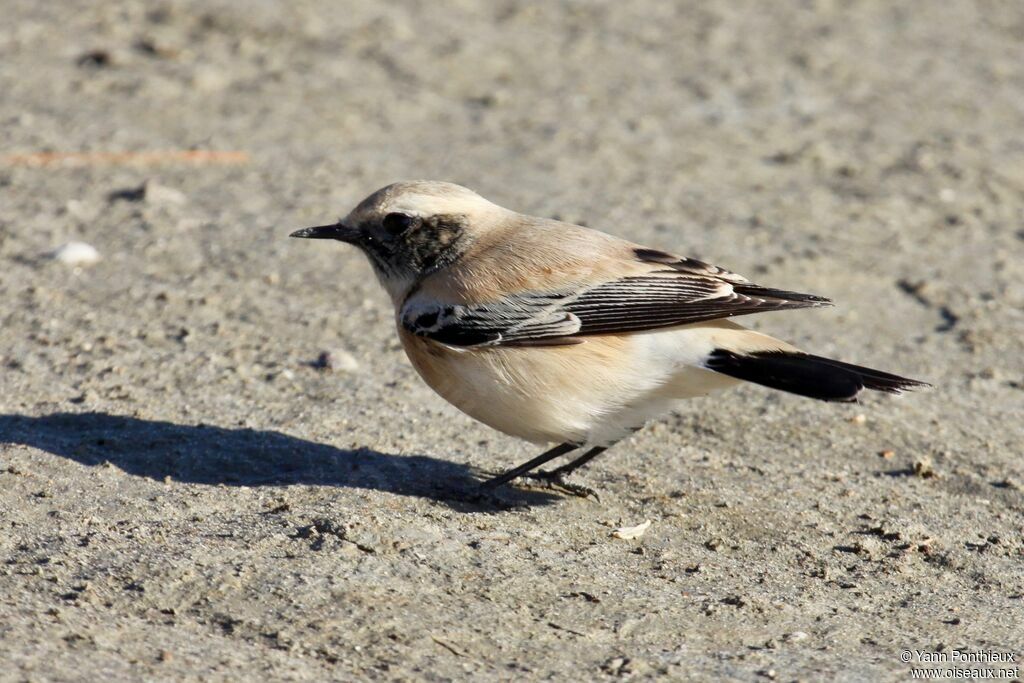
706;350;929;402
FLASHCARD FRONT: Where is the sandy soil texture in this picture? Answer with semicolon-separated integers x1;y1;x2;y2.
2;1;1023;680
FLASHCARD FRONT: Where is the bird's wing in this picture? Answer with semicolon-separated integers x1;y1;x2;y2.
402;248;831;348
401;292;584;347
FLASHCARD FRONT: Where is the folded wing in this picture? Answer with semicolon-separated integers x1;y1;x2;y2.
402;249;831;347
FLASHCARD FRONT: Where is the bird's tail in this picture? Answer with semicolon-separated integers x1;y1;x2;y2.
705;349;929;402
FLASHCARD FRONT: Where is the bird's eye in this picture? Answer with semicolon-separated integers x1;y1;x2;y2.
382;212;416;236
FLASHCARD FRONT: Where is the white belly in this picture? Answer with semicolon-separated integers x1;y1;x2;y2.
399;321;781;446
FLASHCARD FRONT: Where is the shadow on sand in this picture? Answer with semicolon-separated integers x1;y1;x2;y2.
0;412;557;509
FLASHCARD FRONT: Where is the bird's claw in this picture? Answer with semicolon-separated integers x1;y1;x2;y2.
524;470;600;500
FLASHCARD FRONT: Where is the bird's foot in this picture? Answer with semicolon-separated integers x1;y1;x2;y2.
524;470;599;500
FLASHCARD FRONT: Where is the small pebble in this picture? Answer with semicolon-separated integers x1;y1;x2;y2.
109;180;186;205
784;631;809;643
879;449;895;459
142;181;187;205
850;414;866;425
602;657;629;675
76;50;112;67
316;349;359;372
914;456;936;478
51;242;100;266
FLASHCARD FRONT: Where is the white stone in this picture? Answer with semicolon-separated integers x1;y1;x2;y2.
51;241;100;266
319;349;359;372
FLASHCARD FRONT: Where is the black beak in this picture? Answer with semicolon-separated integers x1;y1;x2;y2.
289;223;361;243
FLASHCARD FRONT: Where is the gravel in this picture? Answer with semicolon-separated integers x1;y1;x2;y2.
2;1;1022;680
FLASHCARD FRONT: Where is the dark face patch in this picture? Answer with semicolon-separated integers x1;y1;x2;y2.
358;213;469;281
403;214;467;272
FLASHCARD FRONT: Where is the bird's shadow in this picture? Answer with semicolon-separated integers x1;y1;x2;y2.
0;412;558;510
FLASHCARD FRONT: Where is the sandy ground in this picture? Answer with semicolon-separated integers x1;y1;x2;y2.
2;1;1023;680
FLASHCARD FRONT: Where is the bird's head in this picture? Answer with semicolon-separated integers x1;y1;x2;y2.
291;180;501;299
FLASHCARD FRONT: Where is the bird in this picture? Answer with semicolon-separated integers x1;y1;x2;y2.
291;180;927;496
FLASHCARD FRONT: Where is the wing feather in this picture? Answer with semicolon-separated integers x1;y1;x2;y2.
402;250;831;347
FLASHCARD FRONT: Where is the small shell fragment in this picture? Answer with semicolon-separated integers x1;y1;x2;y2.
612;519;651;540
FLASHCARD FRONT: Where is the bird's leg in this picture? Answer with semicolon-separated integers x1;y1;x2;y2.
525;446;608;499
480;442;579;491
543;446;608;479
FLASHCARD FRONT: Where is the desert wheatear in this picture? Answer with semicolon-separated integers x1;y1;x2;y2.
291;181;926;495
